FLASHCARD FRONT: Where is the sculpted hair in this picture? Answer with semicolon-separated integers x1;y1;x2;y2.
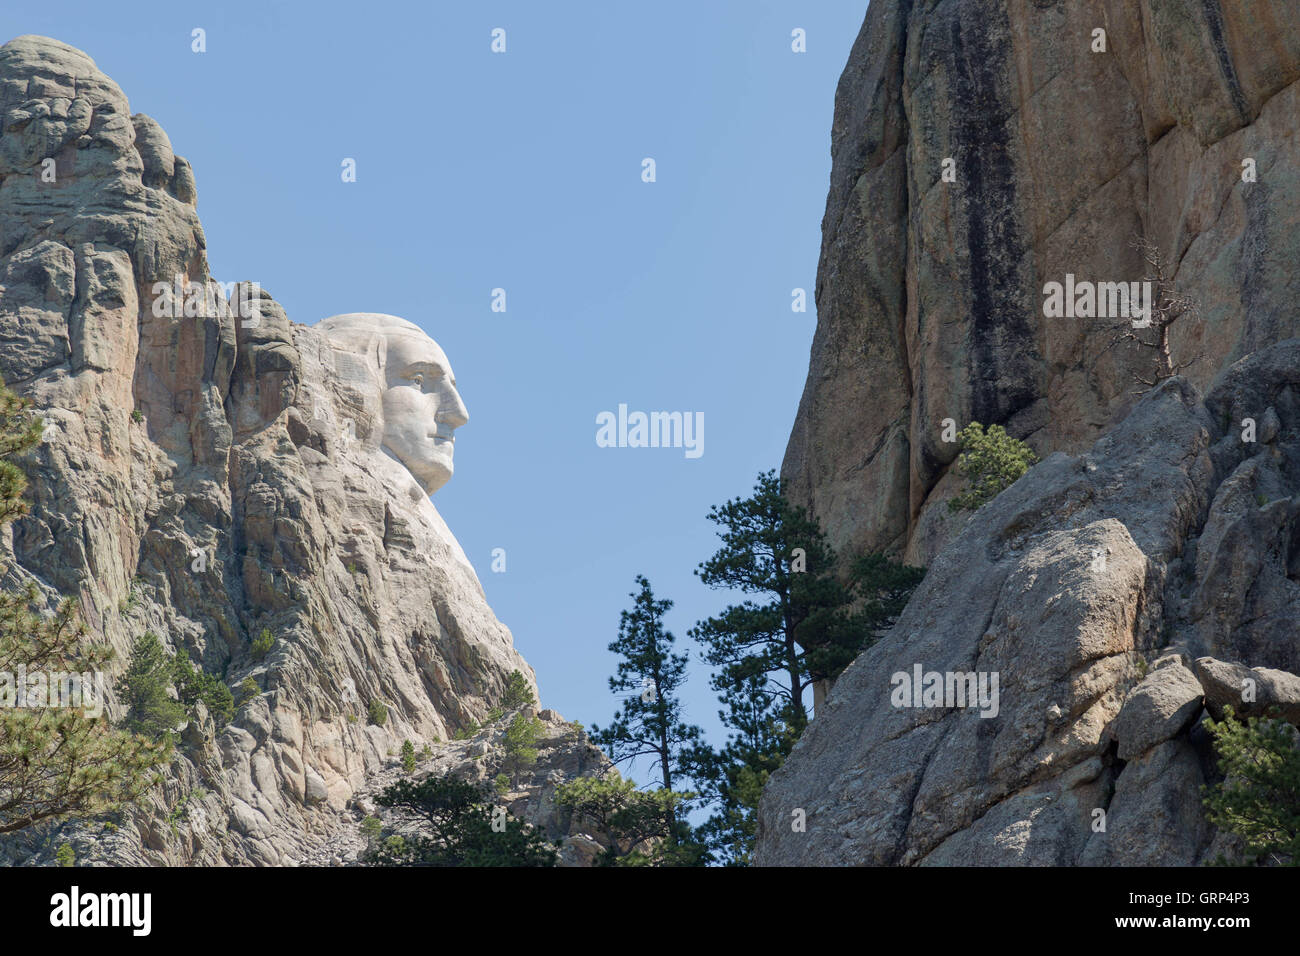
315;313;424;450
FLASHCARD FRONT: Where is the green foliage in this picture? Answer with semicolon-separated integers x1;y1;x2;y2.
589;575;705;862
400;739;416;774
368;698;388;726
556;776;702;866
117;584;139;616
55;843;75;867
685;470;916;864
165;788;206;836
683;686;800;867
419;743;432;760
172;651;235;725
250;628;274;662
0;383;42;529
0;379;168;835
116;632;186;739
590;577;701;786
238;677;260;704
947;422;1039;512
453;718;480;741
851;554;926;629
691;470;864;727
366;773;557;866
493;773;510;796
484;706;504;723
502;712;542;783
1203;706;1300;865
823;553;926;676
360;815;383;846
501;670;534;710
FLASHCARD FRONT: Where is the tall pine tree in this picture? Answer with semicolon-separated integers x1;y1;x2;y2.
690;470;853;731
589;575;704;863
686;470;922;863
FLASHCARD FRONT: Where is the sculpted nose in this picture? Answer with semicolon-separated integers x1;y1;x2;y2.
437;382;469;429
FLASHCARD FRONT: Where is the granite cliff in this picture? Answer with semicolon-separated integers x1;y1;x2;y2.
785;0;1300;568
0;34;609;865
759;0;1300;866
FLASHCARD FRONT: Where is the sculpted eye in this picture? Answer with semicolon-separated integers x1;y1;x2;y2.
410;373;424;387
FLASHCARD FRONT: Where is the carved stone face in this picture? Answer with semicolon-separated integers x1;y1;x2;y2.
317;313;469;494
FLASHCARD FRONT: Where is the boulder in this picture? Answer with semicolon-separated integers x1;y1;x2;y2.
1195;657;1300;724
1110;658;1204;760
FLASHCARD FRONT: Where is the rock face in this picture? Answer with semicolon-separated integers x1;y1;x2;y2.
759;0;1300;867
785;0;1300;569
301;708;620;867
0;35;608;865
755;340;1300;866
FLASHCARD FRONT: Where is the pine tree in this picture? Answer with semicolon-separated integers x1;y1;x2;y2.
501;670;534;709
1203;706;1300;865
116;632;186;739
690;470;854;729
0;377;167;834
947;423;1038;512
555;775;699;866
805;553;925;681
368;773;557;866
589;575;704;862
683;671;794;866
686;470;922;864
400;739;416;774
501;712;542;785
172;650;235;725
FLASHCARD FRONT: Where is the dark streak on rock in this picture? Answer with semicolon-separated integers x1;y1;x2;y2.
1200;0;1250;123
946;1;1040;427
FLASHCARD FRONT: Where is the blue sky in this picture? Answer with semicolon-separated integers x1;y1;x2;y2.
6;0;867;781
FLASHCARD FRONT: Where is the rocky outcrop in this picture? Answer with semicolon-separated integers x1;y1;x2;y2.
786;0;1300;569
0;35;608;865
301;708;619;867
1195;657;1300;724
756;339;1300;866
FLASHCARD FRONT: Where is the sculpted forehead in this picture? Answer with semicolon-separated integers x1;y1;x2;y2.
384;330;453;379
317;312;453;375
318;311;424;336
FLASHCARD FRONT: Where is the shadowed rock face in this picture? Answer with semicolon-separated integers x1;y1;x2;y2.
758;343;1300;866
786;0;1300;569
759;1;1300;867
0;35;608;865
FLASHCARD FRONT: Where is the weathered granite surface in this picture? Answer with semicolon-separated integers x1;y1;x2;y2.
785;0;1300;568
0;34;608;865
758;342;1300;866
